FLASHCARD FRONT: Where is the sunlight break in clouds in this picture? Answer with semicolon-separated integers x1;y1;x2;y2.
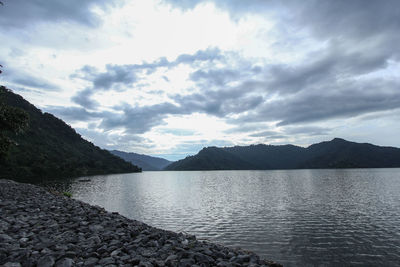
1;0;400;160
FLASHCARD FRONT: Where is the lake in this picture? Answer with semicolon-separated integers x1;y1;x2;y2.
47;169;400;266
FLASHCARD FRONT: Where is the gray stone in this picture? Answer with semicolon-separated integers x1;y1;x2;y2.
0;233;13;242
84;257;99;266
55;258;75;267
3;263;22;267
165;254;178;262
37;255;55;267
98;257;115;265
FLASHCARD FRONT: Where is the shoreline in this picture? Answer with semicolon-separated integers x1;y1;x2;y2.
0;179;281;266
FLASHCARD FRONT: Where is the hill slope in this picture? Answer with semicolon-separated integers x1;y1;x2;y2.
110;150;171;171
0;86;141;182
165;138;400;170
166;146;256;171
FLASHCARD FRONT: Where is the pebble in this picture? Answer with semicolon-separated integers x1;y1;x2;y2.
0;179;282;266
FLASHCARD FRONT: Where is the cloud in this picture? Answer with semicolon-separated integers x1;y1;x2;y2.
69;47;224;108
99;102;181;134
249;130;281;138
71;89;100;110
12;77;60;91
283;126;331;136
0;62;60;91
75;127;151;151
0;0;117;29
45;106;104;122
234;79;400;126
92;65;139;91
67;36;400;137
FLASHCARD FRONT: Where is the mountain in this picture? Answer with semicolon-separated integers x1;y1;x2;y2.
0;86;141;182
165;138;400;170
111;150;172;171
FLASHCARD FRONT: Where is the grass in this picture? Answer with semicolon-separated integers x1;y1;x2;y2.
63;191;72;198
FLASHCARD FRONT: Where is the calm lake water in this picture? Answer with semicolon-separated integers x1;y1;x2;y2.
48;169;400;266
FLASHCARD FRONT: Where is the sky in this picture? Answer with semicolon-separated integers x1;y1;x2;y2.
1;0;400;161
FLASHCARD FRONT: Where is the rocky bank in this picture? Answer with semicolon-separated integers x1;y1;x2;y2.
0;179;281;267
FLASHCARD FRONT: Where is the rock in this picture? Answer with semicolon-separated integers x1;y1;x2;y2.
55;258;75;267
3;263;22;267
110;249;121;257
37;255;55;267
83;257;99;266
88;225;103;232
165;254;178;262
0;234;13;242
98;257;115;265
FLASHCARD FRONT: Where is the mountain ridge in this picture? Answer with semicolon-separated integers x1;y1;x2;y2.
165;138;400;170
110;150;172;171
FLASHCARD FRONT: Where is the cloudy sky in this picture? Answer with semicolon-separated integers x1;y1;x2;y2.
1;0;400;160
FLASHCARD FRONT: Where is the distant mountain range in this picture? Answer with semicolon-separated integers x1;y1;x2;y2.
0;86;141;182
111;150;172;171
165;138;400;171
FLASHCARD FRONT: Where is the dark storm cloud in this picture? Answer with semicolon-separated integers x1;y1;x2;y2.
0;0;116;28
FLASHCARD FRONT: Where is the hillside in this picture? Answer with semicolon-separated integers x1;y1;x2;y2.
0;86;141;182
111;150;171;171
166;146;256;171
165;138;400;170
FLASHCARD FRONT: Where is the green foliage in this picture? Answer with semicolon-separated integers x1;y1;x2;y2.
63;191;72;198
0;86;141;182
0;87;29;159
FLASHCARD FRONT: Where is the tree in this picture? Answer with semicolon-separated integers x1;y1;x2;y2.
0;87;29;159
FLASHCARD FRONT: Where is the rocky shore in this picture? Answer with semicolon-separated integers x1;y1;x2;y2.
0;179;281;267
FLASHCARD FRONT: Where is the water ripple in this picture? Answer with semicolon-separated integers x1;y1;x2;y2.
62;169;400;267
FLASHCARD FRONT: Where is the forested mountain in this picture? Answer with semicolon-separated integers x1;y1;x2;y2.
165;138;400;170
0;86;141;182
110;150;171;171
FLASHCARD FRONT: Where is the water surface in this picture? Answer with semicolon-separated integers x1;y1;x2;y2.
50;169;400;266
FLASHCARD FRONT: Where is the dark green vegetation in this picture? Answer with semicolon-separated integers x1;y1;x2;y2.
0;89;28;159
111;150;172;171
0;86;141;182
165;138;400;170
63;191;72;198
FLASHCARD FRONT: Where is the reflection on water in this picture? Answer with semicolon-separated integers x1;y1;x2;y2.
50;169;400;266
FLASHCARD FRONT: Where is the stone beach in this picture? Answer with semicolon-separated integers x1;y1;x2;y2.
0;179;281;267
